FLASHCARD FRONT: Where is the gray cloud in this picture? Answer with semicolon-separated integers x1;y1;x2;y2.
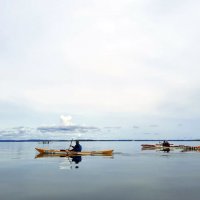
37;125;100;133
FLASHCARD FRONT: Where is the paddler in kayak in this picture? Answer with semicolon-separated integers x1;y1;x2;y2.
162;140;170;152
162;140;170;147
70;140;82;152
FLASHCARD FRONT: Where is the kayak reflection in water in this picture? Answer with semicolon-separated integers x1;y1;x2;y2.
70;140;82;152
70;156;82;164
70;156;82;169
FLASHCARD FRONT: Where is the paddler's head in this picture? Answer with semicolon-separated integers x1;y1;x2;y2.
76;140;79;144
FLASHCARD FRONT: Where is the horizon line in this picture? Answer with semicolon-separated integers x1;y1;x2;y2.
0;139;200;142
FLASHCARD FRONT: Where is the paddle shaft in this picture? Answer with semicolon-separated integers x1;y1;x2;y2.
68;139;73;150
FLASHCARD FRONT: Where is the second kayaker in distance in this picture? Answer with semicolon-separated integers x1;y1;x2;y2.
70;140;82;152
162;140;170;147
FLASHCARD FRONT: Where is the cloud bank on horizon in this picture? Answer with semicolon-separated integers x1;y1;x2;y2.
0;115;199;140
0;115;119;140
1;0;200;138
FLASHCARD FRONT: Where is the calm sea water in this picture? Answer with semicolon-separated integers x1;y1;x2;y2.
0;141;200;200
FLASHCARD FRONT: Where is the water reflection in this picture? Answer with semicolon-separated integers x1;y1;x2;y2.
161;148;170;153
35;153;82;169
70;156;82;169
35;152;114;170
59;156;82;169
71;156;82;164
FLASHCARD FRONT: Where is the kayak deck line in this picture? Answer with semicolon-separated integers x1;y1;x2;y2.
35;148;114;156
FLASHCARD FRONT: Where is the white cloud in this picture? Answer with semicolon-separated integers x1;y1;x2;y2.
60;115;73;126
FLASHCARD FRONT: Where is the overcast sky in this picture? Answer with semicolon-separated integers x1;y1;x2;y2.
1;0;200;139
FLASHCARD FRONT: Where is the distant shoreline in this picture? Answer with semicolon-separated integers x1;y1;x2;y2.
0;139;133;142
0;139;200;142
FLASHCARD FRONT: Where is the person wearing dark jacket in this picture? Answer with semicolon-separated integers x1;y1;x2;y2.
162;140;170;147
70;140;82;152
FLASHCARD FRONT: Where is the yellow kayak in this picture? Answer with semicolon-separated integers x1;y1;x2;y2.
35;148;114;156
